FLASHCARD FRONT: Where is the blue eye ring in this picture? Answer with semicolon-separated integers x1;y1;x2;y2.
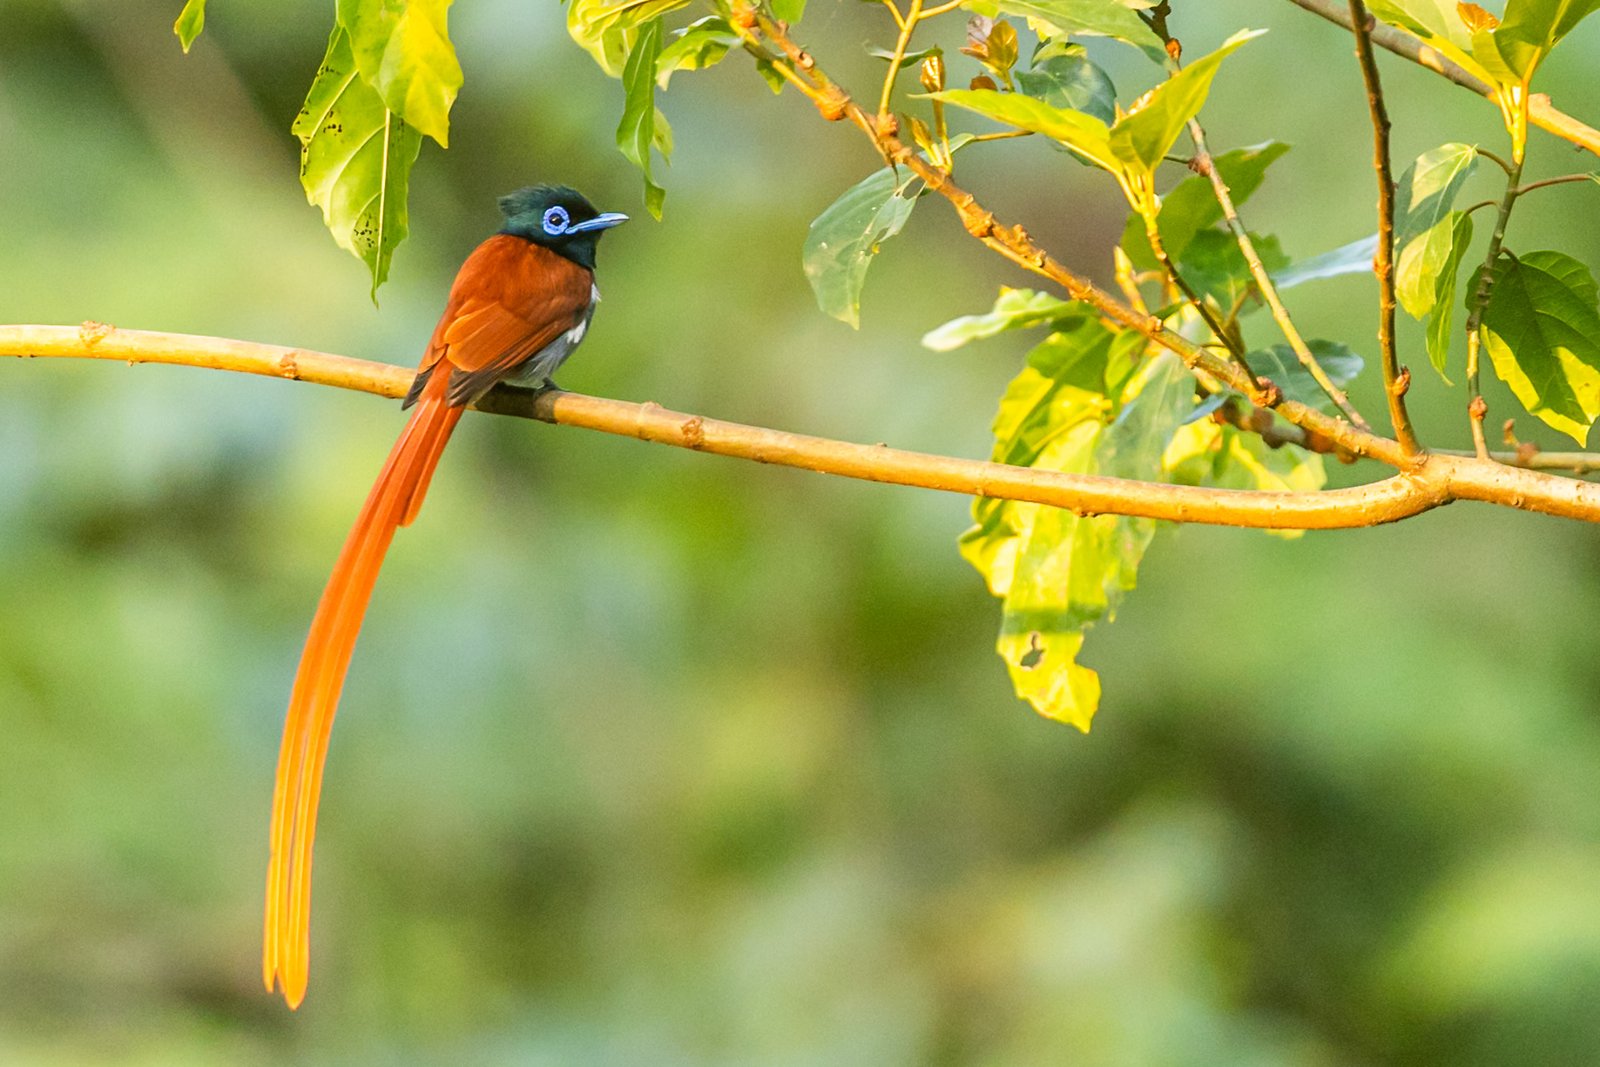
541;206;570;236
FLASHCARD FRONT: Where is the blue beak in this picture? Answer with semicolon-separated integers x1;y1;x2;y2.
568;212;629;233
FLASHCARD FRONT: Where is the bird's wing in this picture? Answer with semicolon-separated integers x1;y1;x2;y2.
413;235;595;407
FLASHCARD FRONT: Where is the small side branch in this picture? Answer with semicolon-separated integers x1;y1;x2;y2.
1186;120;1369;429
1349;0;1420;456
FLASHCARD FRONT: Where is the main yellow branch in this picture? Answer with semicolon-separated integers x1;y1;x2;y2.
6;323;1600;528
3;322;1438;530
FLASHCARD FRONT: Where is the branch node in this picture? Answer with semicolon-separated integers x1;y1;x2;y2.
79;320;114;347
277;350;301;379
962;209;997;238
817;87;850;121
1392;366;1410;396
681;415;706;450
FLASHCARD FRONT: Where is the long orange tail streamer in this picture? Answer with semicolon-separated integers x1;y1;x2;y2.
263;371;463;1008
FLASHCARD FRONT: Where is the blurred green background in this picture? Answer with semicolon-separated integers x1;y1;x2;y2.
3;0;1600;1062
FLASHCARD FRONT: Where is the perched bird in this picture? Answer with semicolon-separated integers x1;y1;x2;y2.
262;185;627;1009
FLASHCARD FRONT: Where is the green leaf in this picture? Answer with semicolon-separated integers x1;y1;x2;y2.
1108;29;1265;173
965;326;1192;730
617;17;667;219
1271;234;1377;291
656;16;737;88
966;0;1167;63
293;25;423;299
802;166;920;328
1178;229;1288;310
567;0;689;77
1395;143;1478;318
1479;250;1600;444
1492;0;1600;82
1119;140;1290;269
1245;340;1364;412
1425;213;1474;382
1015;52;1118;126
174;0;206;52
921;287;1085;350
771;0;807;23
335;0;462;147
932;88;1119;170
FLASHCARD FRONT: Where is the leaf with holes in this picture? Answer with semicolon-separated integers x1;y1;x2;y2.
968;345;1193;730
1395;143;1478;318
336;0;462;147
1479;250;1600;444
293;25;423;298
174;0;206;51
802;166;920;328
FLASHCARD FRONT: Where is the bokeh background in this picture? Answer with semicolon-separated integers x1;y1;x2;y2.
3;0;1600;1062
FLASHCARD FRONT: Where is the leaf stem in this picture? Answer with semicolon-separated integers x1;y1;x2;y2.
1349;0;1420;455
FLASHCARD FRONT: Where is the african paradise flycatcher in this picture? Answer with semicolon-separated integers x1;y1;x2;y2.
262;185;627;1009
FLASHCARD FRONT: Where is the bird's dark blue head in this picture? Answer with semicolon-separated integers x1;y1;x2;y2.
498;185;627;272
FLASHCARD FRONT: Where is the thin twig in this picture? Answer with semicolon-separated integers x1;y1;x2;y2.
1283;0;1600;157
0;323;1444;530
1349;0;1420;455
1463;152;1525;458
1514;173;1596;197
1185;121;1370;429
877;0;924;116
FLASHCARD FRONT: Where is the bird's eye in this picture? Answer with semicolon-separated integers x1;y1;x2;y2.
541;206;570;236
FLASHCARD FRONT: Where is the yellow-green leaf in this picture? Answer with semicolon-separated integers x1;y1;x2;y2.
1426;212;1474;382
920;287;1084;351
932;88;1119;171
568;0;689;76
293;25;423;299
335;0;462;147
1395;143;1478;318
617;17;668;219
174;0;206;52
1108;29;1264;174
